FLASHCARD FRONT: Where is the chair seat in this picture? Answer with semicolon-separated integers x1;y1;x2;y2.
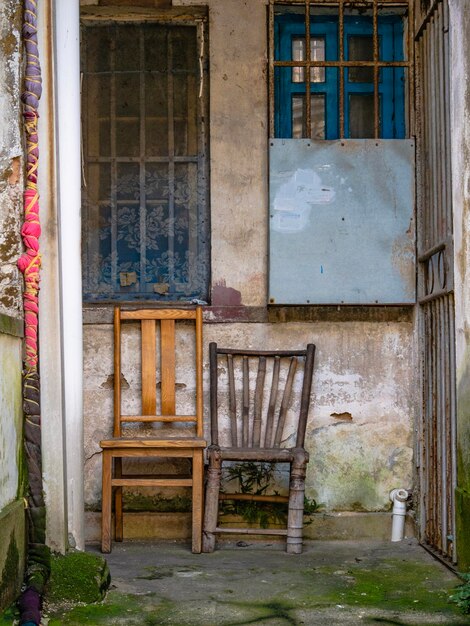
100;437;206;449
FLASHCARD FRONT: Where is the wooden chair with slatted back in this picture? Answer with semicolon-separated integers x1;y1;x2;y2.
100;307;206;553
202;343;315;554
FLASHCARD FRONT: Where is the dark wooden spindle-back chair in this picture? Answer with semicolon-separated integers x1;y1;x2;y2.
202;343;315;554
100;307;206;553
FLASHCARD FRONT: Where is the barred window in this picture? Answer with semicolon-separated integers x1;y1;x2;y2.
270;1;409;139
81;20;209;302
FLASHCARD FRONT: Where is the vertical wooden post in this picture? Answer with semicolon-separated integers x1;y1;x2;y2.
101;450;112;553
209;342;219;444
202;448;222;553
192;449;204;553
286;448;309;554
114;457;123;542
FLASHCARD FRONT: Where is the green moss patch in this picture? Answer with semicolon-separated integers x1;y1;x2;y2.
0;605;18;625
45;551;110;608
0;534;20;612
301;559;462;615
45;592;172;626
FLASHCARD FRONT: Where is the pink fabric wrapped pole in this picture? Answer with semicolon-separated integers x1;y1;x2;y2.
18;0;42;371
18;3;50;625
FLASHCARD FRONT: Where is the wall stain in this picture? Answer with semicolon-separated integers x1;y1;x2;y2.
330;411;353;421
100;373;130;389
212;280;242;306
7;157;20;185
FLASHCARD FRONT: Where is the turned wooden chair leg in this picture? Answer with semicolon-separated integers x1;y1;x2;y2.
101;450;112;553
286;449;308;554
202;449;221;553
114;457;123;542
191;450;204;554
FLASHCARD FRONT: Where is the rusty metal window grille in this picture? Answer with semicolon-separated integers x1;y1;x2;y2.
81;20;209;302
269;0;412;139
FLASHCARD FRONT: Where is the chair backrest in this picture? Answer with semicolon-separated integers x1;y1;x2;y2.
114;307;203;438
209;344;315;450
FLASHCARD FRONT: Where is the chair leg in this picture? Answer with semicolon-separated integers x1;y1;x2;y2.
202;449;222;553
114;457;123;542
286;449;308;554
101;450;112;553
191;450;204;554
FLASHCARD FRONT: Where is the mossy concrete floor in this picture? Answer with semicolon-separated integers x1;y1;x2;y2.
47;539;468;625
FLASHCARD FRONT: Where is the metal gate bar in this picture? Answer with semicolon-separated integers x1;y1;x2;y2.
415;0;456;562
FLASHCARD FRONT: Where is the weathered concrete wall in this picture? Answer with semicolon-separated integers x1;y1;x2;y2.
449;0;470;570
84;320;415;513
0;321;25;610
0;323;26;610
82;0;417;539
0;329;23;512
0;0;26;612
0;0;23;318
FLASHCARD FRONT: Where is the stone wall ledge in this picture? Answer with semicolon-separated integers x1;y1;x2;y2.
85;511;415;544
0;498;26;613
0;311;23;338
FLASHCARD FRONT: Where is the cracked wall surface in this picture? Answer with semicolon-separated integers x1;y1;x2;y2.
0;0;23;319
0;0;25;612
84;320;415;513
81;0;417;530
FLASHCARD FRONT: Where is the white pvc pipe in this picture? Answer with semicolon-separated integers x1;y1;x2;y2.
37;0;68;554
53;0;84;550
390;488;409;542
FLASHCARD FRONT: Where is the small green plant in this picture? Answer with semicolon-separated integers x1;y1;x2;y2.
303;494;323;525
220;462;322;528
449;573;470;614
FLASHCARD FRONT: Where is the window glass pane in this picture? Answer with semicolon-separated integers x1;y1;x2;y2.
292;94;304;138
292;37;305;83
292;94;325;139
311;94;326;139
115;25;140;71
84;164;112;292
145;164;170;293
145;73;168;156
172;28;198;157
115;73;140;157
173;74;198;157
349;93;375;138
172;27;198;73
292;37;325;83
85;74;111;157
174;163;197;287
144;25;168;72
348;35;374;83
311;38;326;83
116;163;141;293
84;25;111;72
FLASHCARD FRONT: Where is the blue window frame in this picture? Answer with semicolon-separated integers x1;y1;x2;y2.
274;14;405;139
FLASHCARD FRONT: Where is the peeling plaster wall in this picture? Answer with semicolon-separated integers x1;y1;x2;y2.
449;0;470;569
82;0;417;529
0;331;23;512
175;0;268;306
0;0;25;610
0;0;23;318
84;320;415;513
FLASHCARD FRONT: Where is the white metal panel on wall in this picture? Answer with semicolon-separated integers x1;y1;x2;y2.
269;139;415;305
